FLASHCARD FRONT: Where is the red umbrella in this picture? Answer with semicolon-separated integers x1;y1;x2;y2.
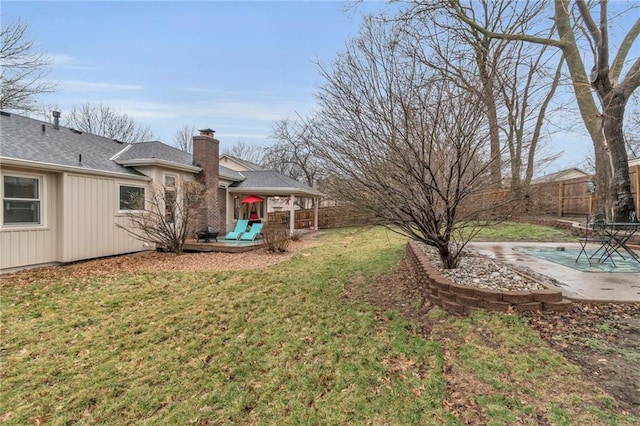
241;195;264;204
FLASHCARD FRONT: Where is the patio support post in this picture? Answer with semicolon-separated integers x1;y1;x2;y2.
289;194;296;235
225;186;230;232
314;197;319;231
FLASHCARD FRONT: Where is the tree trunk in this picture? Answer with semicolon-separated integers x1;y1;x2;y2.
437;242;459;269
476;41;503;188
593;141;611;216
602;89;636;221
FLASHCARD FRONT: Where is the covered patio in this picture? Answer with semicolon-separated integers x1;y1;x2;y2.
222;170;324;235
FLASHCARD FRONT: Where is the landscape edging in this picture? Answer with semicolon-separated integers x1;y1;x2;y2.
406;241;573;314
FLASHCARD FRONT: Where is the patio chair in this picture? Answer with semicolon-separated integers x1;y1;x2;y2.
239;223;263;241
223;219;249;240
576;213;616;266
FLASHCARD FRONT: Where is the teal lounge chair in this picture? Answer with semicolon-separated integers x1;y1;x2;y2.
239;223;263;241
223;219;249;240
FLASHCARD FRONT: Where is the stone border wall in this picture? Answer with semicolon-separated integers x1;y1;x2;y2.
406;241;574;314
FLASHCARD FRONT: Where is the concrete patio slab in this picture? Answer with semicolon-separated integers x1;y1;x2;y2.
468;242;640;303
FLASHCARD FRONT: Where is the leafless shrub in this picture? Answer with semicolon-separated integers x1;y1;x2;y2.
289;230;305;241
117;181;205;254
313;16;515;268
262;224;291;253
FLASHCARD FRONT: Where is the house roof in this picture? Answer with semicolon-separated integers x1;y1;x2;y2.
219;154;265;171
0;111;201;176
113;141;200;172
229;170;323;196
0;111;142;176
1;112;323;197
219;165;245;181
531;167;589;184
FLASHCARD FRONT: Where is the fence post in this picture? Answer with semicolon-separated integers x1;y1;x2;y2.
557;182;563;217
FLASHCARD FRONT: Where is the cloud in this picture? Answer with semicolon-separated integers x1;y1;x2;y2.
93;97;310;123
40;91;315;144
223;133;269;140
48;54;94;70
58;80;144;92
102;99;184;119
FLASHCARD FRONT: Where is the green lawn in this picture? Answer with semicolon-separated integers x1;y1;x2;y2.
0;225;634;425
471;221;576;242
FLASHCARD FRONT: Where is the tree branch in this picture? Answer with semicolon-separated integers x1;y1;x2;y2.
447;0;567;48
611;18;640;84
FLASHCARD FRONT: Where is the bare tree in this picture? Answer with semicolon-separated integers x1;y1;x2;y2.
173;124;198;153
64;103;153;143
0;19;55;112
315;16;509;268
222;140;265;165
117;181;205;255
442;0;639;221
400;1;565;194
265;116;323;187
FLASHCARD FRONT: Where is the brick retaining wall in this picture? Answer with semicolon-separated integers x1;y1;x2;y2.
406;241;573;314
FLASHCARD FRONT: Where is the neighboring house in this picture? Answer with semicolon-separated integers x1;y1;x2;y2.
530;167;589;185
1;111;322;272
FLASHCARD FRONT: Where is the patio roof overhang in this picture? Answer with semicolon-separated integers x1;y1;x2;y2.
227;187;324;198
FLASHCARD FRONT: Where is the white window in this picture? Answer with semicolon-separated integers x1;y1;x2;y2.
164;175;176;188
119;185;145;211
3;175;42;225
164;175;177;222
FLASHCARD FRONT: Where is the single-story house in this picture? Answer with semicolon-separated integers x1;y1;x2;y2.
0;111;322;272
530;167;589;184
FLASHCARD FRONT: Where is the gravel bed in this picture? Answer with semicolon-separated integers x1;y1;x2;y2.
419;243;545;291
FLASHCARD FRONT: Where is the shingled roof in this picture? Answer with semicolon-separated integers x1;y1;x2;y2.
1;111;199;176
112;141;199;172
0;111;141;176
2;112;324;197
220;154;265;171
229;170;323;196
531;167;588;184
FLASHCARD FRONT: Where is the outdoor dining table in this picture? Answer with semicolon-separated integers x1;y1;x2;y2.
599;222;640;264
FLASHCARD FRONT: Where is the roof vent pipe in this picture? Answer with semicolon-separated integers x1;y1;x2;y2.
52;110;61;130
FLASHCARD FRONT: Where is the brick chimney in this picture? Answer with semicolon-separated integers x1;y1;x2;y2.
193;128;222;231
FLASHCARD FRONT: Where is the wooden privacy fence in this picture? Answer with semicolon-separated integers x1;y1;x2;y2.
267;165;640;225
469;164;640;217
267;206;379;230
267;209;316;230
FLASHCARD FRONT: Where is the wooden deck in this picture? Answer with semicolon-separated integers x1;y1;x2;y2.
182;239;266;253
